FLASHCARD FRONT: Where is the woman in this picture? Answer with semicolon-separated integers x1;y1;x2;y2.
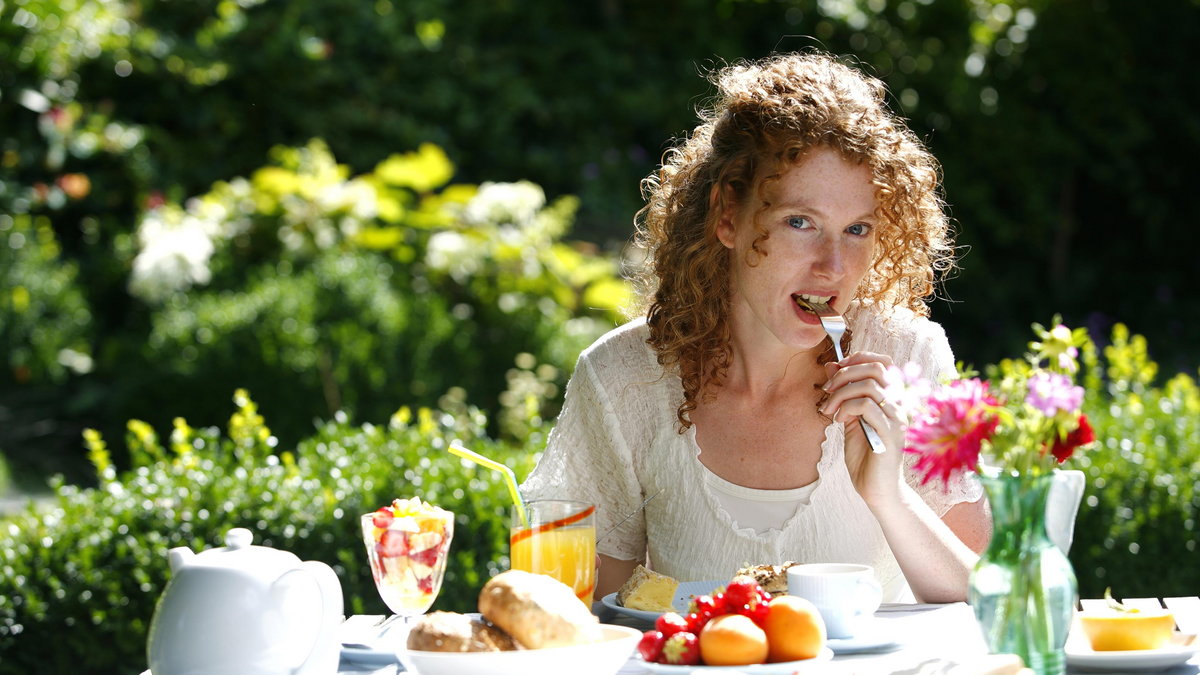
521;51;989;604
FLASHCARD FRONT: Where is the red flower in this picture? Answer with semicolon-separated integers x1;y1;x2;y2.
1048;414;1095;463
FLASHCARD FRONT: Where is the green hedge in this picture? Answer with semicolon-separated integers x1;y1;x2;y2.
0;390;540;675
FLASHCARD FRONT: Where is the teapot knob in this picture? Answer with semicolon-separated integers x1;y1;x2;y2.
167;546;195;573
225;528;253;550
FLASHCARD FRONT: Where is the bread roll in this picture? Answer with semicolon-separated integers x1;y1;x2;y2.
478;570;601;649
405;611;520;652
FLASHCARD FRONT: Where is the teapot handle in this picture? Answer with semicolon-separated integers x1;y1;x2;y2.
290;561;344;675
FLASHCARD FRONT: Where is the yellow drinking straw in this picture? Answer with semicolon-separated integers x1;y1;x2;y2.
448;440;528;528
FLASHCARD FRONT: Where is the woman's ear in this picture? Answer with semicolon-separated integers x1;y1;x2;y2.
712;183;737;249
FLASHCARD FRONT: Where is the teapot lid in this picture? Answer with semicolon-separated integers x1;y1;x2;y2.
189;528;302;581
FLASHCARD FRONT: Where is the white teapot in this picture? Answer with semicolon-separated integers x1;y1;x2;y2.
147;527;343;675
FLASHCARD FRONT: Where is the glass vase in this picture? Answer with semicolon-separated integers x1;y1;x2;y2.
969;467;1078;675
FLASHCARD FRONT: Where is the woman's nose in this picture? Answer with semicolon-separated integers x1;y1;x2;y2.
811;239;845;278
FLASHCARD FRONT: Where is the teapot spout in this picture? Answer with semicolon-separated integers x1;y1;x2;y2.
167;546;195;573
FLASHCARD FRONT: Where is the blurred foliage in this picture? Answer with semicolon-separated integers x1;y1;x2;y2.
1071;324;1200;600
3;0;1198;480
0;389;543;675
0;213;94;384
100;139;626;458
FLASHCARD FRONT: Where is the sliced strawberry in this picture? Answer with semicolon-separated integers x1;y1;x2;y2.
372;507;396;529
378;529;407;557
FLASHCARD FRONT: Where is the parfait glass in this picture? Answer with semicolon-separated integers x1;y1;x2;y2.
361;506;455;621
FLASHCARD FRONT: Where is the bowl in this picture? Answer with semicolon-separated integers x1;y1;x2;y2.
1078;609;1177;651
399;623;642;675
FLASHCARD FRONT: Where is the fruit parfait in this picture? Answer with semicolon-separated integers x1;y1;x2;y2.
361;497;455;618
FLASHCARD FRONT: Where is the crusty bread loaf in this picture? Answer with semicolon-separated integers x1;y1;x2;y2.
405;611;520;652
478;570;601;649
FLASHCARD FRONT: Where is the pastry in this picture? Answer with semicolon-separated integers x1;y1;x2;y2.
478;569;601;648
616;564;679;612
733;561;798;597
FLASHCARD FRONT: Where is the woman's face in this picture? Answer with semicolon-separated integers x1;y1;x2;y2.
717;146;878;352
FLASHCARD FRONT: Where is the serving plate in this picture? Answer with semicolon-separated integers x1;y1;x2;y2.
399;623;641;675
600;580;723;621
1064;631;1198;671
636;647;834;673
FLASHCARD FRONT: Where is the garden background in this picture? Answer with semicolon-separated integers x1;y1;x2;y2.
2;1;1199;673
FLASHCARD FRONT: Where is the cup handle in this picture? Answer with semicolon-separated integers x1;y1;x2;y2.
854;575;883;618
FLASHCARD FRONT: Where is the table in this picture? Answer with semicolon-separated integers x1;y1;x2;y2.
333;598;1200;674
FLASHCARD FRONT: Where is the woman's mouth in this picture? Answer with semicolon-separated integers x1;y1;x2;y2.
792;293;834;315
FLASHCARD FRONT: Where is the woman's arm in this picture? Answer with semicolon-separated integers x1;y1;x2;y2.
595;554;642;600
822;350;991;602
867;484;989;602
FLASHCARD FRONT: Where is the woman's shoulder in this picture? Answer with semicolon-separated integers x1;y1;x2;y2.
848;299;953;375
578;316;655;367
848;299;946;344
572;316;677;422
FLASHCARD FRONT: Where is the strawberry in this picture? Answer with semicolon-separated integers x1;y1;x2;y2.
723;576;758;608
637;630;666;662
655;612;689;639
660;631;700;665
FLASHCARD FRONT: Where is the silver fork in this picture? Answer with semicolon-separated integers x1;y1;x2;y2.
803;300;887;454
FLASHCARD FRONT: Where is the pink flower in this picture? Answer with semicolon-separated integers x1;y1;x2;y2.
905;378;1000;486
1025;371;1083;416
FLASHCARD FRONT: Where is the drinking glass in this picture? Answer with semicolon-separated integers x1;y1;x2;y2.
361;507;454;619
510;499;597;603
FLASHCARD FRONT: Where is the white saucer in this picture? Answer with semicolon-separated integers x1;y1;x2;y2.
599;580;723;622
826;630;901;655
1065;632;1199;672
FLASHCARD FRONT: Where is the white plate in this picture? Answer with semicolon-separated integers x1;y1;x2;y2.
600;580;724;621
400;623;641;675
636;647;834;673
1065;632;1198;672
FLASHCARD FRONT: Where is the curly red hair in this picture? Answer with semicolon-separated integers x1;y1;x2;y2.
633;51;954;430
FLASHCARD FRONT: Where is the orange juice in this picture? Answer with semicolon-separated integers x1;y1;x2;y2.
510;500;596;603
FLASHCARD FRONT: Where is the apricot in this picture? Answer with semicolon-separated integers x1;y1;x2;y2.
763;595;826;662
698;613;769;666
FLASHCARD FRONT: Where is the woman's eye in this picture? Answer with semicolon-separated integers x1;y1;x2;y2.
787;216;813;230
847;223;872;236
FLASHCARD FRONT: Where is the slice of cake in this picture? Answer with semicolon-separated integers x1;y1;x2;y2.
733;561;798;597
616;564;679;612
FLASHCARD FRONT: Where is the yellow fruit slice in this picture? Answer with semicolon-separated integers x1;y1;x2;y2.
1079;611;1176;651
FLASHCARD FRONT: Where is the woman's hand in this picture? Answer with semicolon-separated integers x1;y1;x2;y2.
820;350;907;506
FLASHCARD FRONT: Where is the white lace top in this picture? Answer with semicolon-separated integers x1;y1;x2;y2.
520;301;982;602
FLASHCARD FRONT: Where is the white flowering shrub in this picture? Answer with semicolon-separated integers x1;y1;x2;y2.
115;140;631;448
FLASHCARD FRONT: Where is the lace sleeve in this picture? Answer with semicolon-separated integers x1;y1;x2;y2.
518;350;648;562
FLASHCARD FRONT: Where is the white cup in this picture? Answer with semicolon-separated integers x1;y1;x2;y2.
786;563;883;639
